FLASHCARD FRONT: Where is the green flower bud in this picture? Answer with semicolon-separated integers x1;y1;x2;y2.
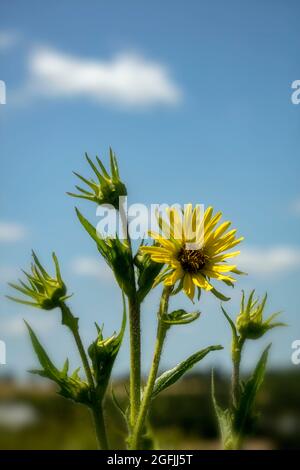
67;148;127;210
88;295;126;397
236;290;285;340
7;251;69;310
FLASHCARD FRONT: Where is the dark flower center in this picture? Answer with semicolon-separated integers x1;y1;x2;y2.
178;248;208;273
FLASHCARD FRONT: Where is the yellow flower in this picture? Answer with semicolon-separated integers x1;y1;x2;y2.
140;204;244;301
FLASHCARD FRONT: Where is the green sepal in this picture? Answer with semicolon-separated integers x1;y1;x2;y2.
221;306;238;341
76;208;135;297
25;321;91;405
211;287;231;302
236;291;286;340
68;150;127;209
7;252;68;311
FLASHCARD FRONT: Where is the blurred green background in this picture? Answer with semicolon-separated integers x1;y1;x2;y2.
0;369;299;450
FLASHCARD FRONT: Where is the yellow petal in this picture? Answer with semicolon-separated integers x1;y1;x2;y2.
192;273;213;290
208;264;236;273
211;251;241;262
166;207;183;240
183;273;195;300
148;231;178;252
205;221;231;245
164;267;184;286
202;269;236;282
183;204;193;241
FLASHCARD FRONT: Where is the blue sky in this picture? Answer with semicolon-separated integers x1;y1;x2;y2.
1;0;300;379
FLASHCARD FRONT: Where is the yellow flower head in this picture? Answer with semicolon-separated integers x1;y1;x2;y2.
140;204;244;301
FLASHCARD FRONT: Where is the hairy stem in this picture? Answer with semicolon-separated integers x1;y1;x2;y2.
128;295;141;425
231;336;245;450
119;202;142;426
91;401;109;450
72;326;95;389
59;302;109;450
130;286;171;449
231;337;244;408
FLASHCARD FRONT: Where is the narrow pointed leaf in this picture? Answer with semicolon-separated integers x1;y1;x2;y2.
235;344;271;433
152;345;223;399
25;321;59;380
221;306;238;340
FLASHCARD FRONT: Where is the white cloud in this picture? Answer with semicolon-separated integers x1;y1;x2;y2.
71;256;113;281
23;47;182;107
0;313;56;337
238;245;300;277
0;31;19;51
0;222;26;242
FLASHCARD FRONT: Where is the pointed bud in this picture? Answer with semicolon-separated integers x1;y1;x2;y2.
88;295;126;397
236;290;285;340
7;252;69;311
67;149;127;209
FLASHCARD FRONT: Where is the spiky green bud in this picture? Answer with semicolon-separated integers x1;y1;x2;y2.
236;290;285;340
7;251;69;310
68;148;127;209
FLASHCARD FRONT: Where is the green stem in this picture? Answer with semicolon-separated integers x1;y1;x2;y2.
72;326;95;389
91;401;109;450
231;336;245;450
59;302;109;450
130;286;171;449
128;295;141;425
119;202;142;427
231;337;244;408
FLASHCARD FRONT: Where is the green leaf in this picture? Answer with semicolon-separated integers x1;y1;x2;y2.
60;303;79;332
235;344;271;434
211;372;239;450
25;321;60;381
221;306;238;341
75;208;99;245
152;345;223;399
163;309;200;326
26;321;91;405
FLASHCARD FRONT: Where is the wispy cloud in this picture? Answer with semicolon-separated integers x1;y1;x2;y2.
19;47;182;107
71;256;113;281
0;222;27;242
0;313;56;337
238;245;300;277
0;31;19;51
